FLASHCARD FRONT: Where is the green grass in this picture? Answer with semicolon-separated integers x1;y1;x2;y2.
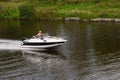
0;0;120;20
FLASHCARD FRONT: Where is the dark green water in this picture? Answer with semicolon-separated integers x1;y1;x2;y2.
0;20;120;80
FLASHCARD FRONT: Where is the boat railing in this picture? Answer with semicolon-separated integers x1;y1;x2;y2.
31;33;62;39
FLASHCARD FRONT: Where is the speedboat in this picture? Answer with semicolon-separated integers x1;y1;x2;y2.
21;33;67;49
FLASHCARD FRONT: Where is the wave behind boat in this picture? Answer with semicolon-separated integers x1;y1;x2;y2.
0;39;30;51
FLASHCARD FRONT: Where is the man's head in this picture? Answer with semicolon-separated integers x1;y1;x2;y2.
39;31;41;33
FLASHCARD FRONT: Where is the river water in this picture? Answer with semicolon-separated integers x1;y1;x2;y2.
0;20;120;80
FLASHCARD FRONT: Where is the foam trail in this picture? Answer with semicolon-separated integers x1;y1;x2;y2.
0;39;29;50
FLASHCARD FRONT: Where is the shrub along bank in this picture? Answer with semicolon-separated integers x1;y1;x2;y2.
0;0;120;20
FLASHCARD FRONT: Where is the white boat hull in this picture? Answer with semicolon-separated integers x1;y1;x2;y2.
21;43;63;49
21;35;67;49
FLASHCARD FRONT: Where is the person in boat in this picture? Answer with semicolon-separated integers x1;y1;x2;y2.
36;31;44;39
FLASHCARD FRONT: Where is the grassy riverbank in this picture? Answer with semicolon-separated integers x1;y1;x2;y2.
0;0;120;20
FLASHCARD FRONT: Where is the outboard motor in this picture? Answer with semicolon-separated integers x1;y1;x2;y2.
22;37;27;41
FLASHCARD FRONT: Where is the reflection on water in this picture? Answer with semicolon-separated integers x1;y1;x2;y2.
22;50;66;64
0;50;67;80
0;20;120;80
